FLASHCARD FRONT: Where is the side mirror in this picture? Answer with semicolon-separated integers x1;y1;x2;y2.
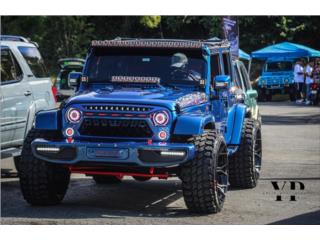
68;72;82;88
214;75;231;90
230;87;245;103
247;89;258;99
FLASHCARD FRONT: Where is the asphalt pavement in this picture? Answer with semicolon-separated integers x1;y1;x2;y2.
1;101;320;224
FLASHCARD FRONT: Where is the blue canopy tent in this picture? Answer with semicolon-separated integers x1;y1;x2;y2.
239;49;251;61
251;42;320;59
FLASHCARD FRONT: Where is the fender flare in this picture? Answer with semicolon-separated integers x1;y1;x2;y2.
225;104;247;145
173;113;215;135
34;109;61;131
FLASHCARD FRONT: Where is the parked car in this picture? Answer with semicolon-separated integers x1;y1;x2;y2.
0;35;56;170
55;58;85;101
233;59;261;124
257;58;296;101
18;38;262;214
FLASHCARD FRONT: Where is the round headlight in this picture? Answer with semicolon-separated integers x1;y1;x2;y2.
67;108;81;123
153;111;169;126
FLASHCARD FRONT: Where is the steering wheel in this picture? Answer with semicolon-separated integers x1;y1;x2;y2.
171;68;199;82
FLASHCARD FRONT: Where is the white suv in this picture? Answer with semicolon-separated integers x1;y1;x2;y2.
1;35;56;164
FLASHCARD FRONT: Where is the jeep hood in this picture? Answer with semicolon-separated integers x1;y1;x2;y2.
66;87;208;111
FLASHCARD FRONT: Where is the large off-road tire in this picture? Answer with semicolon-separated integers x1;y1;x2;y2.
180;130;228;214
229;119;262;189
19;128;70;205
93;175;122;184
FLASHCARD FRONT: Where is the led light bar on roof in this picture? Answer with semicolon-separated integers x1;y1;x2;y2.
111;76;160;84
91;40;204;49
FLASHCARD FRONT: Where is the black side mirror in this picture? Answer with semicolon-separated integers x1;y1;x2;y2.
68;72;82;88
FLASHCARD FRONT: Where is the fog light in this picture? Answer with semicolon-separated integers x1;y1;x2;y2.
36;147;60;153
160;151;185;156
158;131;167;140
66;127;74;137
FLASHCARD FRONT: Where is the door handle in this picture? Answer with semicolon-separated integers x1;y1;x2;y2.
24;91;32;96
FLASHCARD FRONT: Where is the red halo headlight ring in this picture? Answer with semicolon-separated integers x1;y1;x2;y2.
66;108;82;123
152;111;169;126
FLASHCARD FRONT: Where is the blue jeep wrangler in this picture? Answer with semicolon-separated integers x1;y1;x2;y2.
257;58;295;101
19;38;262;214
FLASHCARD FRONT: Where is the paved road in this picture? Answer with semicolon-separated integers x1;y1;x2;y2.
1;102;320;224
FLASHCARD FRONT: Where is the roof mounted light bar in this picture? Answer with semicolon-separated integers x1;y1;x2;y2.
91;40;204;49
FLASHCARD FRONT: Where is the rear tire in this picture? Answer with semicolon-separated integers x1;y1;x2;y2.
180;130;228;214
19;129;70;205
93;175;122;184
229;119;262;189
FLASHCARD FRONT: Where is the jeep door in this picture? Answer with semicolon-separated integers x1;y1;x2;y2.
0;46;33;148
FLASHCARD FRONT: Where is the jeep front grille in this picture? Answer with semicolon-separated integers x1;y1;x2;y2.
84;105;152;112
79;118;153;138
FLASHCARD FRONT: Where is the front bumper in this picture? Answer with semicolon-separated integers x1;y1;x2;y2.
31;139;195;167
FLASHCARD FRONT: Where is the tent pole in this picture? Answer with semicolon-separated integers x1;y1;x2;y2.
248;59;252;79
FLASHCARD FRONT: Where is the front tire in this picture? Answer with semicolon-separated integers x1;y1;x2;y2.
180;130;228;214
229;119;262;189
19;129;70;205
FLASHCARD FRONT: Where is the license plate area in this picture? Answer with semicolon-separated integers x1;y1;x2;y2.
87;147;129;159
311;90;317;94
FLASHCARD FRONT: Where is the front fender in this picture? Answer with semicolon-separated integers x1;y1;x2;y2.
173;113;214;135
35;109;61;130
225;104;247;145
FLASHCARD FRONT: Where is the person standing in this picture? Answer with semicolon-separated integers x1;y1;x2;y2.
305;61;314;105
313;58;320;84
294;59;305;102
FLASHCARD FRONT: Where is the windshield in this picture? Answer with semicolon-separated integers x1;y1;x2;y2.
266;61;293;72
84;48;206;86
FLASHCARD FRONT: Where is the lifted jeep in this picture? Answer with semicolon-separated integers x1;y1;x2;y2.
19;38;262;214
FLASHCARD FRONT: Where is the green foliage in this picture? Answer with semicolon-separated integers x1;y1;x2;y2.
140;16;161;29
1;16;319;75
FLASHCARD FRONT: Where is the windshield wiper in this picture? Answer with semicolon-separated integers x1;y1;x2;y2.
161;83;180;90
